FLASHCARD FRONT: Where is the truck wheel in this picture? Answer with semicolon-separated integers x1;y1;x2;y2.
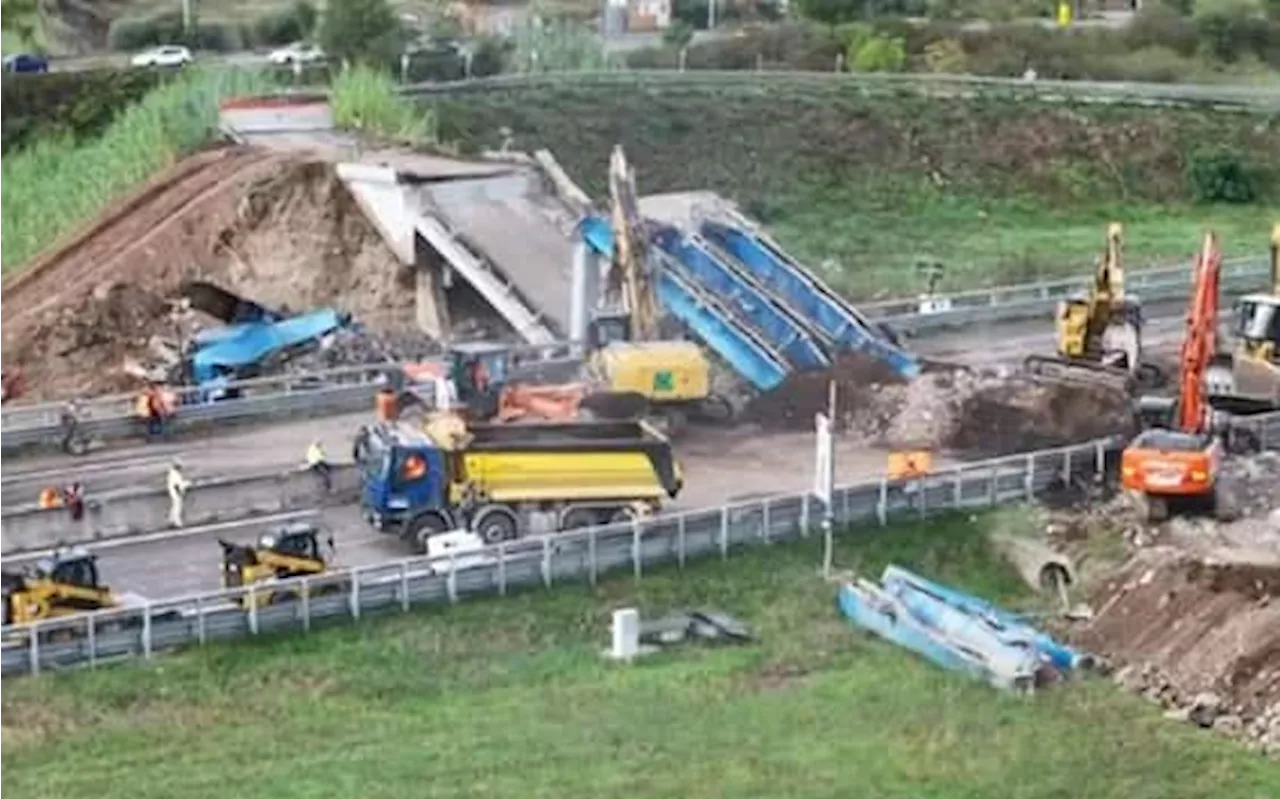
472;504;519;544
559;506;602;530
406;510;454;552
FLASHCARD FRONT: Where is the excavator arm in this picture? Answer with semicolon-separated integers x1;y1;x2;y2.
1175;232;1221;433
606;145;660;343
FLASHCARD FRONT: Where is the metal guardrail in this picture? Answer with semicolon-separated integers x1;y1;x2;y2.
875;255;1270;334
5;410;1276;675
0;437;1112;675
406;70;1280;112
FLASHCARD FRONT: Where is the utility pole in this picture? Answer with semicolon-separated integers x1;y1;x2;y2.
182;0;194;36
707;0;716;31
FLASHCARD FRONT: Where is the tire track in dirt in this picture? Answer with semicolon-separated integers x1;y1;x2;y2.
2;146;281;342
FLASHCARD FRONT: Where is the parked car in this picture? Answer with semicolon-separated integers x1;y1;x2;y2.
2;53;50;73
130;45;192;68
267;42;324;65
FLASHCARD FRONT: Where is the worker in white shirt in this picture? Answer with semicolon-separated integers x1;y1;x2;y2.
306;439;331;493
167;461;191;528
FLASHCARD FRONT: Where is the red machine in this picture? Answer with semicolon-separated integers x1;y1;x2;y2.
1121;232;1224;521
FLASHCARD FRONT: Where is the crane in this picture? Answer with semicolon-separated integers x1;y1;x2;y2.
1025;222;1164;391
1121;232;1224;522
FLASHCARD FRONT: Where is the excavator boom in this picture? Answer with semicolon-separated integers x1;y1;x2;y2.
1175;232;1221;433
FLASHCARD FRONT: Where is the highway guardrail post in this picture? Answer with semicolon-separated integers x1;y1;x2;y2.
497;543;507;596
196;596;206;645
719;508;728;560
349;569;361;620
877;479;887;526
762;498;771;544
400;562;411;612
632;521;642;581
677;514;687;568
301;578;311;632
1062;449;1072;485
142;603;153;659
29;624;40;676
1024;454;1036;500
952;472;962;507
799;494;810;537
86;613;97;668
248;589;259;634
988;465;998;505
588;528;598;585
448;553;459;602
541;537;553;589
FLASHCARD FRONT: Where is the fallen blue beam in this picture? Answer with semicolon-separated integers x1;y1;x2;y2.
651;226;830;372
701;220;921;380
577;217;791;392
880;565;1093;673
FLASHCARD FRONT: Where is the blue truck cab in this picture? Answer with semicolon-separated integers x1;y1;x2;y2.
356;423;450;541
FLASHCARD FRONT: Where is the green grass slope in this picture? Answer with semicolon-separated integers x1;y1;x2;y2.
4;514;1276;799
433;82;1280;296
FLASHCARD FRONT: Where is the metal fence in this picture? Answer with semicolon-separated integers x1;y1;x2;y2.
0;437;1121;676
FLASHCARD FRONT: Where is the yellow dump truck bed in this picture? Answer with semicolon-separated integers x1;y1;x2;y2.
453;420;682;504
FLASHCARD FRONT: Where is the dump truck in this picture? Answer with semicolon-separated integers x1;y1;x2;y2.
355;414;683;551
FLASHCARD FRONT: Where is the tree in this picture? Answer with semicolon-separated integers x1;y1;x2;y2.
1;0;39;50
849;34;906;72
319;0;406;67
663;20;696;50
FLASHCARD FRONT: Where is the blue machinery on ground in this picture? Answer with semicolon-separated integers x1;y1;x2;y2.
838;564;1094;693
577;215;920;393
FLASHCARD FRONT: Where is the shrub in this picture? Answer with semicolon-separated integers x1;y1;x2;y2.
1125;4;1200;55
663;20;696;50
331;65;434;143
319;0;406;67
107;11;241;52
1193;0;1271;61
850;34;907;72
923;37;968;73
1185;150;1259;203
1;69;164;153
469;35;512;77
252;1;318;47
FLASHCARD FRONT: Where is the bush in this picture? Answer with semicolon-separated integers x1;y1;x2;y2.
923;37;968;73
469;35;512;77
319;0;406;67
107;11;241;52
1125;4;1199;55
663;20;696;50
1185;150;1260;203
330;65;434;144
1;69;164;153
850;34;907;72
1194;0;1272;61
252;1;318;47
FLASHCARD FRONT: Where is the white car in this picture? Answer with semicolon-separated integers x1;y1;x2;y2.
130;45;192;68
267;42;325;65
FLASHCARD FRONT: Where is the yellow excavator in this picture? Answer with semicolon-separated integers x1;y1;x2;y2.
1207;223;1280;415
219;522;336;609
2;548;123;626
1024;222;1165;391
446;146;731;432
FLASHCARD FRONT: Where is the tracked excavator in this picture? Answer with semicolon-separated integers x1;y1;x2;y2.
219;522;336;609
1024;223;1165;392
1121;232;1249;523
447;146;731;432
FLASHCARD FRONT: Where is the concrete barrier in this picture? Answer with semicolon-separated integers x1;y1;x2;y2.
0;464;358;555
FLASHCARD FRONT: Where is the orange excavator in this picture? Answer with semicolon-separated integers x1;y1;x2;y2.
1121;232;1229;522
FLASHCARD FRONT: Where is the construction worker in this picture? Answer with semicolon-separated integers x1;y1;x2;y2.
167;461;191;528
63;482;85;522
38;486;63;510
306;439;331;493
59;400;82;455
144;384;166;440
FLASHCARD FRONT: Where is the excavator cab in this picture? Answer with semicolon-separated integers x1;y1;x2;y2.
445;342;511;419
219;522;335;607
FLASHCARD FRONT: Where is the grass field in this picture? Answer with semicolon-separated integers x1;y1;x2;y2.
4;513;1277;799
764;189;1279;298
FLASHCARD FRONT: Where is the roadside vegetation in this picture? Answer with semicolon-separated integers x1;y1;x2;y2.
4;512;1276;798
330;64;436;144
433;82;1280;296
0;69;274;272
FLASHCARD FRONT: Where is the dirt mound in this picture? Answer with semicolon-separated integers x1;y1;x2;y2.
1;147;415;401
1073;550;1280;752
744;353;906;429
750;356;1134;457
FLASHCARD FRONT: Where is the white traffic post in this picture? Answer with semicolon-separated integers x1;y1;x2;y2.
816;381;837;579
